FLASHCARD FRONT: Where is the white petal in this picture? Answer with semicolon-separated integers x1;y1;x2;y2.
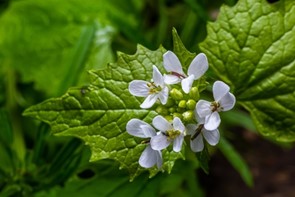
152;115;172;131
186;124;198;135
163;51;184;74
152;65;164;87
139;145;158;168
129;80;149;97
158;86;169;105
141;125;157;138
156;150;163;169
219;92;236;111
150;134;171;150
202;128;220;146
213;81;230;101
173;117;185;133
164;74;181;84
190;134;204;152
196;100;212;118
194;112;205;124
140;94;157;109
126;119;156;138
173;135;184;152
204;111;221;130
188;53;208;80
181;75;195;94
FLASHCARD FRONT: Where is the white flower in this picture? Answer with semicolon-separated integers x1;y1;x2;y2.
163;51;208;94
126;119;162;169
196;81;236;130
187;114;220;152
150;115;186;152
129;65;169;109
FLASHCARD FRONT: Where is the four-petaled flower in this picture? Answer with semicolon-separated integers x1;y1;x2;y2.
129;65;169;109
187;113;220;152
150;115;186;152
126;119;162;169
196;81;236;131
163;51;208;94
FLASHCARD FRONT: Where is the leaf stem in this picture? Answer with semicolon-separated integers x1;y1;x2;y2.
5;67;26;167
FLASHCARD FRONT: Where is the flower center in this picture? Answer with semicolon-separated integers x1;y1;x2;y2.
164;129;181;141
171;71;186;79
210;101;222;112
147;82;162;94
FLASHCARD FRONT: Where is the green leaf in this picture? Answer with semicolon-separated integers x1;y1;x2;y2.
196;144;210;174
0;0;116;97
23;42;187;179
0;109;16;176
35;159;204;197
218;137;253;187
199;0;295;141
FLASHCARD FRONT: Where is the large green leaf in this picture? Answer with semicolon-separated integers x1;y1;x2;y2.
23;43;186;179
34;159;203;197
200;0;295;141
0;0;116;96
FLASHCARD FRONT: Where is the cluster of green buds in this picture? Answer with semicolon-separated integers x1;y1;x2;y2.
156;87;200;123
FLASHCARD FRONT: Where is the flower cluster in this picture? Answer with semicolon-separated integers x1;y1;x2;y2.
127;51;236;169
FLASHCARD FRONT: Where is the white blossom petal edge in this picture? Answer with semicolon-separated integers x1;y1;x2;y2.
129;65;168;109
163;51;208;93
187;114;220;152
196;81;236;130
151;115;186;152
126;119;162;168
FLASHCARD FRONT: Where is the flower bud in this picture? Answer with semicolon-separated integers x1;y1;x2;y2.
170;88;183;100
169;107;176;113
189;87;200;101
186;99;196;110
182;110;194;122
173;112;183;119
178;100;186;108
164;115;173;122
156;106;168;115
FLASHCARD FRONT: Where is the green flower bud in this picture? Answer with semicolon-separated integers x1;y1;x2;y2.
182;110;194;122
178;100;186;108
164;115;173;122
169;107;176;113
189;87;200;101
173;112;183;119
186;99;196;110
170;88;183;100
156;106;168;115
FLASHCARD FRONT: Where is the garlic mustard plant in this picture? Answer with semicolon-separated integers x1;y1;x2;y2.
129;65;169;108
196;81;236;130
126;119;162;168
163;50;208;93
126;50;236;169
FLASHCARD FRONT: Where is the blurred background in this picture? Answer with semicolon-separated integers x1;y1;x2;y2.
0;0;294;196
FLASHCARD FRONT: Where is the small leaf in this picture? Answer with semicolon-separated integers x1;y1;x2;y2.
196;144;210;174
200;0;295;141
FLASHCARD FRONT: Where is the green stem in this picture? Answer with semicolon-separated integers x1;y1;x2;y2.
6;67;26;168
